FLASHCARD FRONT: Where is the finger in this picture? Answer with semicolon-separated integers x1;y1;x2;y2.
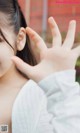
63;20;76;49
26;27;47;52
11;56;33;79
73;45;80;58
48;17;62;47
29;40;41;63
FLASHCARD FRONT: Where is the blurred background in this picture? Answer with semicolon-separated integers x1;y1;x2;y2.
19;0;80;83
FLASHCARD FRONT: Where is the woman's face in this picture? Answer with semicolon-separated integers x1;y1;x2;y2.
0;12;17;78
0;12;26;78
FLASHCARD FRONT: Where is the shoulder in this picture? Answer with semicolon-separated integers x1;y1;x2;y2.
15;79;47;106
13;79;47;117
24;79;46;101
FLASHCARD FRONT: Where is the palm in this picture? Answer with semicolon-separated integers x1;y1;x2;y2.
42;46;77;68
32;45;78;82
11;17;80;82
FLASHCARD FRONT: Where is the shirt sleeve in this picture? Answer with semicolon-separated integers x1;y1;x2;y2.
37;69;80;133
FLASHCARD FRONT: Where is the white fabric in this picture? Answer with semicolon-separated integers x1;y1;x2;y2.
11;69;80;133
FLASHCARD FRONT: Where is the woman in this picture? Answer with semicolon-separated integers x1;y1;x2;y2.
0;0;80;133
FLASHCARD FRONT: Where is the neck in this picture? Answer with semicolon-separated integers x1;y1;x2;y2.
0;64;27;89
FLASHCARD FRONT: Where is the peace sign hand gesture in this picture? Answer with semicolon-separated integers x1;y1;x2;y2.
11;17;80;83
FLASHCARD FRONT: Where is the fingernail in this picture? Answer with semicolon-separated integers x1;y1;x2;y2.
26;27;30;31
70;20;76;25
49;17;54;22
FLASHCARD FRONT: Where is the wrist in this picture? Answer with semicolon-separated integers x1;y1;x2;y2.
37;69;76;83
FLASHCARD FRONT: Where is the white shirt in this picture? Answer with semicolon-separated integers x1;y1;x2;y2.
12;69;80;133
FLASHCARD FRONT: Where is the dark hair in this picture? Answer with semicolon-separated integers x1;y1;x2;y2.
0;0;37;78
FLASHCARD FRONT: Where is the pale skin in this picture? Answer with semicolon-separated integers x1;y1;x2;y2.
0;11;29;87
11;17;80;83
0;15;80;133
0;13;28;133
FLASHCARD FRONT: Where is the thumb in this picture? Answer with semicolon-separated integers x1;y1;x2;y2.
11;56;33;79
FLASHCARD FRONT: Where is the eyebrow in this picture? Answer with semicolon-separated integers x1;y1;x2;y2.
0;29;14;51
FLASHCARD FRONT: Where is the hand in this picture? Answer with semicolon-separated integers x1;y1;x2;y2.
11;17;80;82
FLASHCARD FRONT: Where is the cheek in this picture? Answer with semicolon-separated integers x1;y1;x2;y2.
0;44;14;71
0;42;14;56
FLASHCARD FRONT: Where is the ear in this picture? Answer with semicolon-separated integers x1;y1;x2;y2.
16;27;26;51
